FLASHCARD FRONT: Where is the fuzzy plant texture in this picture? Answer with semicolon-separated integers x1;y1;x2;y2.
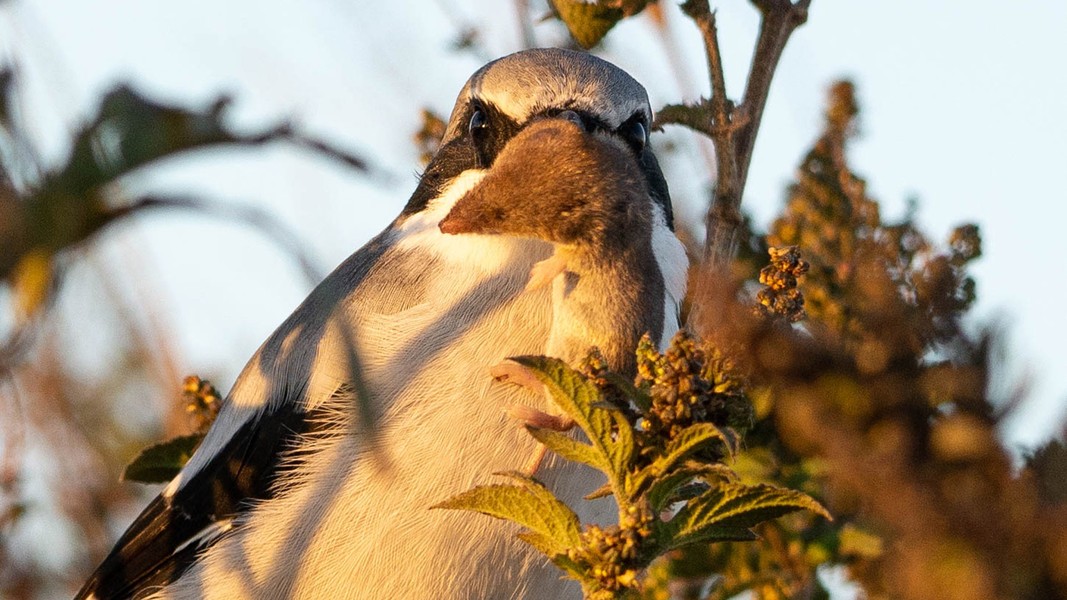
434;329;829;600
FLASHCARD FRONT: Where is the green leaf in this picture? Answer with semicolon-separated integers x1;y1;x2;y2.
657;423;730;475
550;0;624;49
122;433;204;483
663;482;830;550
839;523;884;559
509;356;635;492
646;464;736;514
630;424;731;501
584;482;613;500
657;522;758;550
432;472;582;557
601;371;652;412
546;552;587;581
647;469;696;514
526;425;606;472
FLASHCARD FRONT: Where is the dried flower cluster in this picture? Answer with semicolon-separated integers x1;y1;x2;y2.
181;375;222;433
633;332;751;455
755;245;809;323
567;504;654;598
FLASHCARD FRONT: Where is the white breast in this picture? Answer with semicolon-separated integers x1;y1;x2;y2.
155;172;607;599
651;204;689;347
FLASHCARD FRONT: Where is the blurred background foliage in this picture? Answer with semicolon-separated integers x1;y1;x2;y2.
1;1;1065;599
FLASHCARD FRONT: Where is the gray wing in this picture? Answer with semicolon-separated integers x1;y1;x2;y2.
75;229;413;599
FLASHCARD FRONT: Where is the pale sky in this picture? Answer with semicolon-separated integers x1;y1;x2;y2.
4;0;1065;454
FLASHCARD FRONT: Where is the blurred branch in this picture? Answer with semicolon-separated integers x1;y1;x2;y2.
106;194;325;285
1;83;375;378
515;0;537;48
656;0;810;268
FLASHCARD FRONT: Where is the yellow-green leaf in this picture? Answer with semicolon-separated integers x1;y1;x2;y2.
663;482;830;550
122;433;203;484
646;464;736;514
432;472;582;556
526;425;606;472
550;0;623;49
509;356;634;492
655;423;730;475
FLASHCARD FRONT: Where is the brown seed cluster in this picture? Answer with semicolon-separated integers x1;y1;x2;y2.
755;245;809;323
566;504;653;598
635;332;751;456
182;375;222;433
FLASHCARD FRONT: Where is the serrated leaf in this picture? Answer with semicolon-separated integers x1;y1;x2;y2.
550;0;623;49
656;423;730;475
657;522;758;551
122;433;203;483
663;482;830;549
526;425;606;472
647;469;696;514
601;371;651;412
630;424;731;501
517;531;564;558
509;356;635;492
645;464;739;513
584;482;613;500
547;552;587;580
432;473;582;556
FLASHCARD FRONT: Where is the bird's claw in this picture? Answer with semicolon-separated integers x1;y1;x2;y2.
502;403;575;432
494;361;576;476
525;252;568;291
502;405;574;476
489;360;543;392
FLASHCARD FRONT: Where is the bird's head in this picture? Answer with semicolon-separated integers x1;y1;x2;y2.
405;48;672;233
438;118;653;251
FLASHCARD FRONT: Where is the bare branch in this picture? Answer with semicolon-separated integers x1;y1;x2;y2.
735;0;810;189
105;194;325;286
680;0;730;127
663;0;812;270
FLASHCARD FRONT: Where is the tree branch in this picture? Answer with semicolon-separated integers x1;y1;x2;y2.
658;0;811;269
104;194;325;285
735;0;810;189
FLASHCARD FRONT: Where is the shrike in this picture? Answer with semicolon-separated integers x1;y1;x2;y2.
77;47;687;600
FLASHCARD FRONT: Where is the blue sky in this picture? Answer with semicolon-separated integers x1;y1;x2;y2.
4;0;1065;451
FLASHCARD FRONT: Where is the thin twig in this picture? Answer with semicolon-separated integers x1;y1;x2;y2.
735;0;811;189
515;0;537;49
105;194;325;285
660;0;812;269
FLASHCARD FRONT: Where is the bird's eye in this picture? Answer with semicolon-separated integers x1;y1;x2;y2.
621;118;647;151
469;107;489;136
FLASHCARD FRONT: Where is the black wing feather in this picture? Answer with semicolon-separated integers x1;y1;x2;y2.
74;407;315;600
75;228;401;599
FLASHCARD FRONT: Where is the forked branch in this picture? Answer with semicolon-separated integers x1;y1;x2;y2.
657;0;811;268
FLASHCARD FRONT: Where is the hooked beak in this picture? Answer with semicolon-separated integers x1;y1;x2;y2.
438;211;475;235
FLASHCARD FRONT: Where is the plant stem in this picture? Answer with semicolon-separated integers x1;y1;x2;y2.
664;0;811;268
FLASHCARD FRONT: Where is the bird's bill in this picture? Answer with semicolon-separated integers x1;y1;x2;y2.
437;209;482;235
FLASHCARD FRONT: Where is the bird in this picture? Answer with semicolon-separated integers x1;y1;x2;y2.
76;47;688;600
438;116;676;375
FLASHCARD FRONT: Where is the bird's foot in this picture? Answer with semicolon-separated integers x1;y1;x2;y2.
500;404;575;476
493;360;576;475
489;360;543;391
502;402;575;432
525;252;568;291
